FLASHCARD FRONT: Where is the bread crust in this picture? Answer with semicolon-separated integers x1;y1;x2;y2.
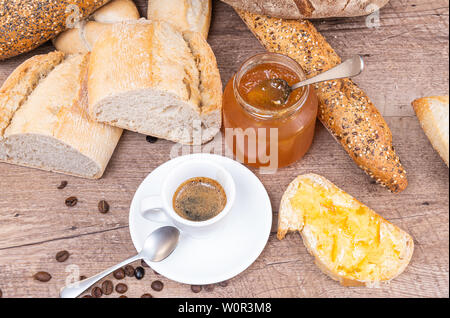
412;96;449;167
53;0;140;54
0;51;65;136
88;20;222;145
0;0;110;60
221;0;389;19
278;174;414;287
0;52;122;179
237;10;407;193
147;0;212;38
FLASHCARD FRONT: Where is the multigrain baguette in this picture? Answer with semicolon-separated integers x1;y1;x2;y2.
53;0;140;54
88;20;222;145
0;0;111;60
221;0;389;19
237;10;407;193
0;51;122;178
278;174;414;287
412;96;449;167
148;0;212;38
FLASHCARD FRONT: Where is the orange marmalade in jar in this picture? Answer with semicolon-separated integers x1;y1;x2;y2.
223;53;318;170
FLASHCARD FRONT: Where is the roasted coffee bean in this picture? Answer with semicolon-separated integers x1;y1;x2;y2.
65;196;78;207
124;265;135;277
98;200;110;214
55;250;70;262
191;285;202;293
115;283;128;294
102;280;114;295
151;280;164;292
134;266;145;280
82;295;92;298
146;136;158;143
141;293;153;298
204;284;215;292
91;287;103;298
113;268;125;280
218;281;229;287
33;271;52;282
57;181;68;189
119;295;128;298
141;259;149;268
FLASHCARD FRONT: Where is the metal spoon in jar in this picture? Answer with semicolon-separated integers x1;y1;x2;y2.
59;226;180;298
248;55;365;107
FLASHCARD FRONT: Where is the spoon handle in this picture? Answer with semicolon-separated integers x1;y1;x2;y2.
291;55;364;91
60;254;141;298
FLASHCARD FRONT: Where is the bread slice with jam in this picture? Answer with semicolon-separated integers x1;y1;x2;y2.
278;174;414;287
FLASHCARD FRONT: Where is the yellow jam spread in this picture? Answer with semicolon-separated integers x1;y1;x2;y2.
290;178;405;282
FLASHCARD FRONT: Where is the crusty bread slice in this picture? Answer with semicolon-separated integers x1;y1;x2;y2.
412;96;449;167
148;0;212;38
0;52;122;179
278;174;414;287
88;20;222;145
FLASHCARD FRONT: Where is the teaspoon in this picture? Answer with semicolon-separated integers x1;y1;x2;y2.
60;226;180;298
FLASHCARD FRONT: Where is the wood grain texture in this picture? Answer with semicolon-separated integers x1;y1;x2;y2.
0;0;448;298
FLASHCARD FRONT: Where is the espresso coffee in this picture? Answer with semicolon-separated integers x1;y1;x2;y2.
173;177;227;222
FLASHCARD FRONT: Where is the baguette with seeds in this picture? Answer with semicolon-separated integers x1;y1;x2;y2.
0;0;111;60
237;10;407;192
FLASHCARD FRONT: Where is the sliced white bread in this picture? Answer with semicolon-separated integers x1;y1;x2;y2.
278;174;414;287
412;96;449;167
0;51;122;179
88;20;222;145
148;0;212;38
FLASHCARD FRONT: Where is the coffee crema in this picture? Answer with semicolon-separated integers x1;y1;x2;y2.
173;177;227;222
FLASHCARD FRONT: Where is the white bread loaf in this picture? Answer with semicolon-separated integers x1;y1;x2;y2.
88;20;222;145
53;0;140;54
221;0;390;19
147;0;212;38
278;174;414;287
0;51;122;179
412;96;449;167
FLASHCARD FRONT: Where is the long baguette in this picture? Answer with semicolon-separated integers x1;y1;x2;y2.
237;10;407;193
221;0;390;19
0;51;122;178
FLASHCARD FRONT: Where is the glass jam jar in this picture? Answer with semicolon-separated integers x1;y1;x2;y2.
222;53;318;170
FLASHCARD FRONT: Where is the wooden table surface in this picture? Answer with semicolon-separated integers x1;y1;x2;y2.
0;0;448;298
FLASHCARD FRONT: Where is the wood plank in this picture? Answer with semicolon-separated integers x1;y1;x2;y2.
0;0;448;298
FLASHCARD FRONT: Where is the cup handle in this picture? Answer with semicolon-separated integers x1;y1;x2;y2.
140;196;171;224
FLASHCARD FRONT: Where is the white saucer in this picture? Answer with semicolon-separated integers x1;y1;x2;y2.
129;153;272;285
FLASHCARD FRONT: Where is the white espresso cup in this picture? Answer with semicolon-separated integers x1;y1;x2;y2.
140;159;236;238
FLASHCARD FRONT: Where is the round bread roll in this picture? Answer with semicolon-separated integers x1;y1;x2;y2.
92;0;140;23
220;0;390;19
53;0;140;54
